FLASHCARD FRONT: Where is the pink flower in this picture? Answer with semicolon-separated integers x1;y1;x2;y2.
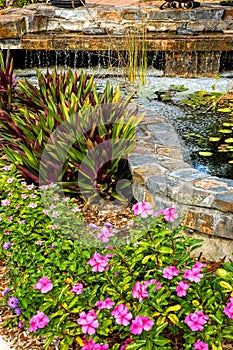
223;297;233;319
36;240;43;245
29;311;50;332
34;277;53;293
70;283;83;295
4;230;10;235
183;268;203;283
97;227;114;243
132;282;148;302
130;316;154;335
184;311;209;331
7;177;14;183
132;202;153;218
28;202;37;208
111;304;132;326
176;281;190;297
49;225;57;229
120;338;133;350
27;184;34;190
72;206;81;212
193;340;209;350
19;220;25;224
77;310;99;335
1;199;10;206
43;209;49;215
87;252;109;272
163;266;179;280
192;262;206;270
162;207;178;222
21;194;27;199
89;223;98;229
95;298;115;310
2;166;11;171
144;279;162;291
82;336;109;350
52;211;59;218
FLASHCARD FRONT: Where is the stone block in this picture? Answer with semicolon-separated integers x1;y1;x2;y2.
213;193;233;212
26;15;47;33
156;147;182;159
146;175;180;196
133;164;163;185
54;8;95;20
170;168;207;182
128;154;158;167
214;213;233;238
47;19;86;32
122;9;143;20
97;10;123;22
0;15;26;39
182;210;214;235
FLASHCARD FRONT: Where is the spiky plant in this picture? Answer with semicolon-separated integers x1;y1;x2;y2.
0;65;144;202
0;50;16;111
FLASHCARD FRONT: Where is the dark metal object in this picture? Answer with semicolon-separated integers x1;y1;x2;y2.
160;0;199;10
49;0;85;8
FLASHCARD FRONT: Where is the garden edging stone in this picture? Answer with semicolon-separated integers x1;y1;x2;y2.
129;108;233;261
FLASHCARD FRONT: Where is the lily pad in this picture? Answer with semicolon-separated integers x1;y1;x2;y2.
223;122;233;127
209;137;220;141
217;108;232;113
225;138;233;143
228;160;233;164
198;151;213;156
218;129;232;133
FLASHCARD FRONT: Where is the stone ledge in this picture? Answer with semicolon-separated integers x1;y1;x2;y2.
0;15;26;39
129;108;233;259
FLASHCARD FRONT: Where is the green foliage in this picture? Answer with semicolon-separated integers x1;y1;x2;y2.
1;169;233;349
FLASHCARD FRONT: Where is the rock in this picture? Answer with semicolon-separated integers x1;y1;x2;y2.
83;26;107;34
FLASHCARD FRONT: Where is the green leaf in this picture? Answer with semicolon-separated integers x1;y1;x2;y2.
44;335;54;350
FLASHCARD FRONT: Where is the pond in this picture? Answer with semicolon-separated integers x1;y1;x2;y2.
96;73;233;180
16;67;233;180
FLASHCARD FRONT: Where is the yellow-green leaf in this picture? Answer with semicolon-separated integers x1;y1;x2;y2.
219;281;233;292
166;304;182;313
209;137;220;142
167;313;179;325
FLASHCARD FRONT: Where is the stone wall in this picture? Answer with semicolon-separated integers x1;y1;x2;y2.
1;3;233;76
0;3;231;37
129;109;233;261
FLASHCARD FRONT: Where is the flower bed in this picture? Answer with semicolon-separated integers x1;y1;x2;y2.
1;166;233;349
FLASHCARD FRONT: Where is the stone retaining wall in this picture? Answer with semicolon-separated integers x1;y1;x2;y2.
0;3;231;37
129;109;233;261
1;3;233;76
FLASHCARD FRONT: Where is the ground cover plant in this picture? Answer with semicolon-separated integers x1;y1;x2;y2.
1;166;233;349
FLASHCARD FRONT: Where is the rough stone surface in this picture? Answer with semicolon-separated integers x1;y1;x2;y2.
128;107;233;260
2;4;233;77
0;16;26;39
